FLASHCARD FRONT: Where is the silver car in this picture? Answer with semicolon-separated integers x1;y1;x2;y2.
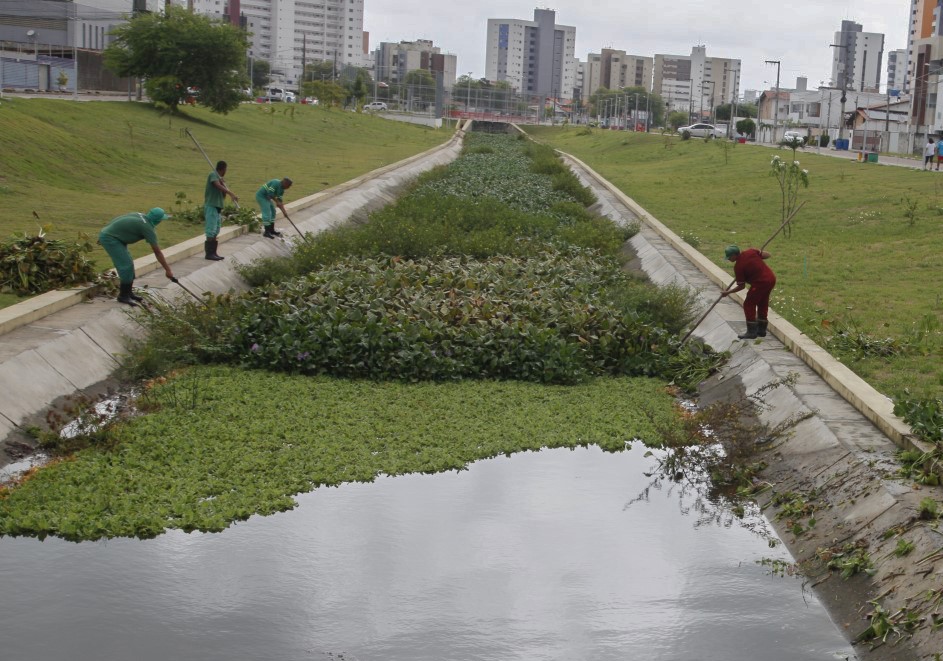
678;123;725;138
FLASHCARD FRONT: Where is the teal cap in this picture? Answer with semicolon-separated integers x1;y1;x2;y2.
724;245;740;260
146;208;166;225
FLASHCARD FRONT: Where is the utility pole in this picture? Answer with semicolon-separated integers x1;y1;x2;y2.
829;42;849;141
765;60;781;142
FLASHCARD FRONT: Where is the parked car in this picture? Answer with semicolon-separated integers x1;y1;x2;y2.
364;101;388;111
678;123;725;138
266;87;296;103
782;130;806;145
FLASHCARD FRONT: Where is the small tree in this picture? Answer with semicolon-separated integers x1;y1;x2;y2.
56;70;69;91
251;60;271;91
104;6;249;114
735;118;756;138
668;111;688;131
770;154;810;238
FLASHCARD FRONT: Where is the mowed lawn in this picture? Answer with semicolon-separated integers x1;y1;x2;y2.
0;98;449;305
526;127;943;399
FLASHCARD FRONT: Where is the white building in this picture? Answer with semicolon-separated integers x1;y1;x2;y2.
484;8;577;101
175;0;368;87
887;48;908;92
653;45;740;120
831;19;885;93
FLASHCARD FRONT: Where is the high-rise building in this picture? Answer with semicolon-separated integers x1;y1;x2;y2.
580;49;652;99
174;0;368;86
830;20;884;93
375;40;456;91
653;46;740;119
484;8;577;100
907;0;943;130
887;48;908;92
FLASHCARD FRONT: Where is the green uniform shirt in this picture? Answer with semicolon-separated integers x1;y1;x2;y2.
100;212;159;246
257;179;284;202
205;171;225;208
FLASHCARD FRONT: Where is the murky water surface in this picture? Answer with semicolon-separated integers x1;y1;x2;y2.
0;445;855;661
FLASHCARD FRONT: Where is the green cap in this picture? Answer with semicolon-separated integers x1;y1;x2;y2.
145;208;166;225
724;245;740;260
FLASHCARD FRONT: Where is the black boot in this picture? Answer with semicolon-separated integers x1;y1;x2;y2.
269;223;282;237
738;321;759;339
263;225;276;239
204;238;224;261
757;319;769;337
117;282;137;306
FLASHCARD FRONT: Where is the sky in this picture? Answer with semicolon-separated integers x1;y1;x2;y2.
364;0;911;94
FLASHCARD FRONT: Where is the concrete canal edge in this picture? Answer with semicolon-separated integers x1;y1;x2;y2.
559;149;942;661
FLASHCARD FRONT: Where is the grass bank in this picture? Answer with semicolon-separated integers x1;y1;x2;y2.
525;127;943;400
0;98;448;306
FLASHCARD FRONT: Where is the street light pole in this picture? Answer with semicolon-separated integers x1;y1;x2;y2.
765;60;780;142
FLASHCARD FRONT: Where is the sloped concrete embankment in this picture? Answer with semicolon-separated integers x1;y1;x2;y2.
563;152;943;661
0;129;466;455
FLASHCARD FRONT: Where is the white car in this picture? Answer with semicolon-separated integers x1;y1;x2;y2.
364;101;388;111
678;123;725;138
782;130;806;144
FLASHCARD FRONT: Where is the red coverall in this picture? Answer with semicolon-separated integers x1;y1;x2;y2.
733;249;776;322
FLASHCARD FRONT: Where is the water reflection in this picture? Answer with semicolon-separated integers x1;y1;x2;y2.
0;445;855;661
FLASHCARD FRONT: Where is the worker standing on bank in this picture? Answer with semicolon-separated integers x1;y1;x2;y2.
204;160;238;260
98;208;175;306
720;245;776;340
255;177;293;239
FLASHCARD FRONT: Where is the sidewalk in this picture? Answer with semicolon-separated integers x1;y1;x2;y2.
753;140;923;169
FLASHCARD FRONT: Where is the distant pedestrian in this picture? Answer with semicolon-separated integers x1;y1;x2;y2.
720;245;776;340
936;140;943;171
255;177;293;239
204;160;238;260
98;208;174;306
924;138;935;170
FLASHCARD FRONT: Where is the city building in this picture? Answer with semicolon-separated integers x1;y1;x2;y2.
374;39;456;91
653;45;740;121
887;48;908;92
174;0;369;87
907;0;943;133
830;19;885;93
484;8;577;101
580;48;652;99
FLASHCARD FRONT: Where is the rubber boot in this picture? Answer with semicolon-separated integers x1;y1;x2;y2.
117;282;137;306
269;223;282;237
757;319;769;337
205;238;224;261
128;279;144;303
738;321;759;339
263;224;277;239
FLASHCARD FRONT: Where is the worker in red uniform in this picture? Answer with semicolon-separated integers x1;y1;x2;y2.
720;245;776;340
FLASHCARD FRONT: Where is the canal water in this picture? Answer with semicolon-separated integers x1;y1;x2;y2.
0;445;856;661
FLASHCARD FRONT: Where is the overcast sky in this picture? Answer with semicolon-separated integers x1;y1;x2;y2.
365;0;910;94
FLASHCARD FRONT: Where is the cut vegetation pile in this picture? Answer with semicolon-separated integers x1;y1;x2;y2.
1;131;720;541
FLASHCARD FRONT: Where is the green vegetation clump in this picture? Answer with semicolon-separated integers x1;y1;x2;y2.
0;231;99;295
0;366;684;540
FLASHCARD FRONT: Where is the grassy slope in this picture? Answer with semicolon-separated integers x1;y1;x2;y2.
525;127;943;398
0;98;448;301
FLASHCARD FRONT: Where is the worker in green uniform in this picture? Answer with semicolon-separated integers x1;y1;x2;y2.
98;208;175;306
204;160;238;261
255;177;293;239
